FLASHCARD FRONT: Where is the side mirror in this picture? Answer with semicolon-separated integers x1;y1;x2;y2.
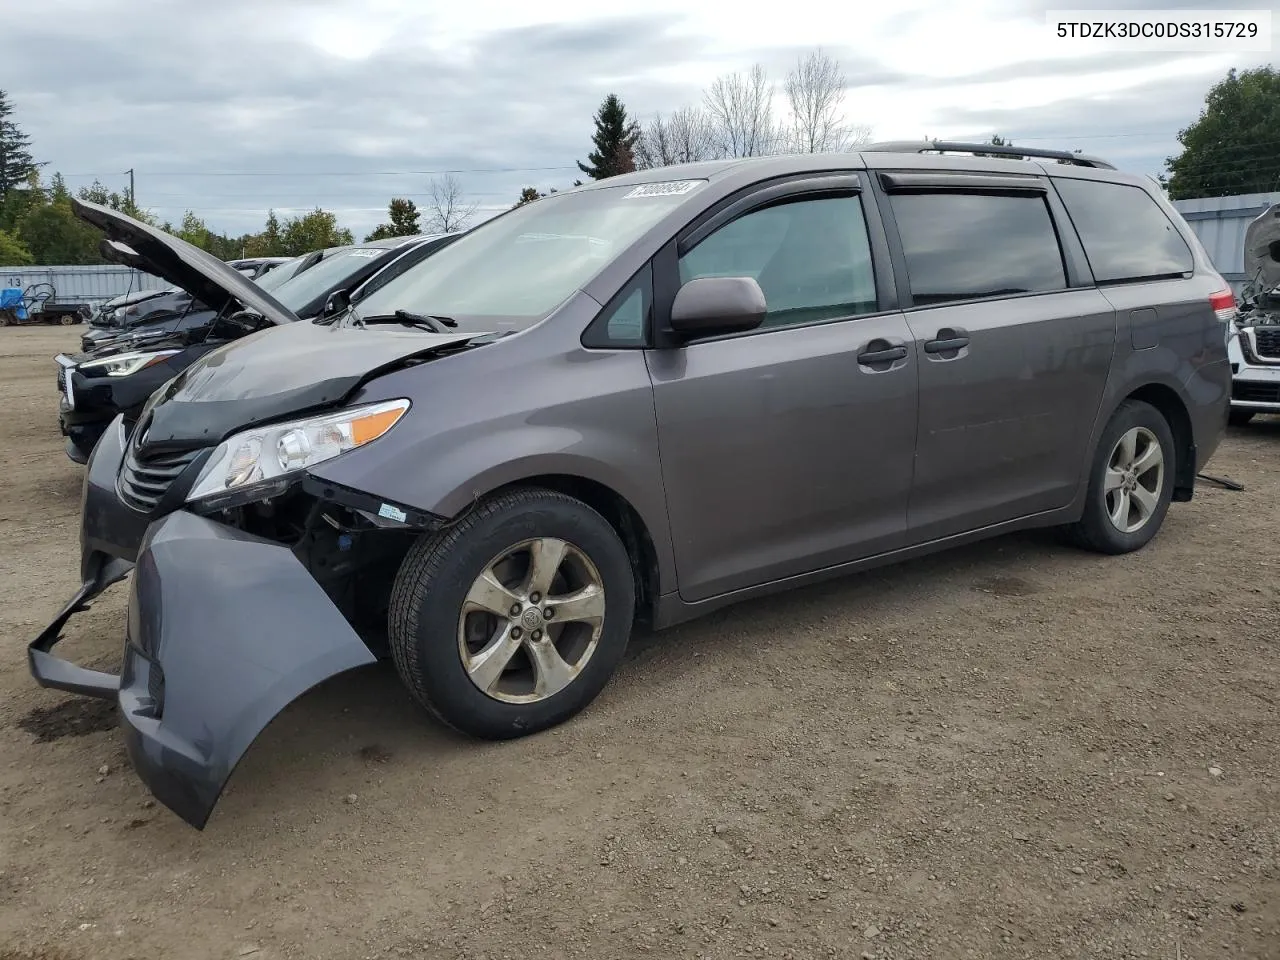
323;288;351;317
669;276;766;339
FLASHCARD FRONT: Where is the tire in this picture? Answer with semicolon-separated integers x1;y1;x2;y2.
388;487;636;740
1065;399;1176;555
1228;408;1255;427
59;313;76;326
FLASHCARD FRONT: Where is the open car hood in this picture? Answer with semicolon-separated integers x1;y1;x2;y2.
72;199;300;327
142;319;484;446
1244;202;1280;293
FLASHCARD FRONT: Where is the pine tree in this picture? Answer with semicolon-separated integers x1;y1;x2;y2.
365;198;421;240
577;94;641;180
0;91;41;207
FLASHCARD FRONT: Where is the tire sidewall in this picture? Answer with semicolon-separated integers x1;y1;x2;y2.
397;496;635;739
1083;401;1176;552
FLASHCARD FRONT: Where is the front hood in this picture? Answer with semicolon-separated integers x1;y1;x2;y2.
142;319;484;446
72;199;300;327
1244;202;1280;292
77;329;189;363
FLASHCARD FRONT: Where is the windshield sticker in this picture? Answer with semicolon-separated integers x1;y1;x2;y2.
349;249;383;258
622;180;702;199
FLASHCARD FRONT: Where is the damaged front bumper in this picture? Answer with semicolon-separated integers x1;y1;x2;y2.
29;419;378;829
1228;327;1280;413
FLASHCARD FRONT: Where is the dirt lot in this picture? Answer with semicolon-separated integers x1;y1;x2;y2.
0;325;1277;960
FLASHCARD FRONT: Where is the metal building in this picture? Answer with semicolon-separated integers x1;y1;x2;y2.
1172;192;1280;295
0;264;169;309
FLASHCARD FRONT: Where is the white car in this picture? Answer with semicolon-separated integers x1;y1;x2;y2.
1227;202;1280;426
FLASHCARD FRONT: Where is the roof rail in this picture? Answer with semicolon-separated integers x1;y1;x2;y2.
862;140;1116;170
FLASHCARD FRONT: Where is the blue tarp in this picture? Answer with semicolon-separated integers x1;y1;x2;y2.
0;288;29;319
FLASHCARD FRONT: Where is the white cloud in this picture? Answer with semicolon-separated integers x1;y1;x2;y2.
4;0;1274;238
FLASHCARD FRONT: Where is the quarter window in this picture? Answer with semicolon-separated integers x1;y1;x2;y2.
583;263;651;348
1053;177;1194;283
889;191;1068;307
678;195;877;330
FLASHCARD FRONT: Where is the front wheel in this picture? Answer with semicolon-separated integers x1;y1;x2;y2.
1065;399;1176;555
388;488;636;740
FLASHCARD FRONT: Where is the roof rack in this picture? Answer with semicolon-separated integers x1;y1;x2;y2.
862;140;1115;170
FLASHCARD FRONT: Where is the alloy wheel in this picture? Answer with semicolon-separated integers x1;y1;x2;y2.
457;537;606;704
1104;426;1165;534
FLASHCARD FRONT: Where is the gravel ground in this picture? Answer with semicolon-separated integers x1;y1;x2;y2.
1;326;1277;960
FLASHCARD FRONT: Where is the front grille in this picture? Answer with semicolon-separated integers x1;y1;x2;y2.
1233;380;1280;404
118;442;203;513
1254;328;1280;360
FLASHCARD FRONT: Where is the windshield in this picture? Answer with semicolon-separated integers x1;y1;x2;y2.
353;180;707;329
254;257;307;292
269;246;386;310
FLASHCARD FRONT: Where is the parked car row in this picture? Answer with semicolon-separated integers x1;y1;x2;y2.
30;142;1234;830
56;234;457;462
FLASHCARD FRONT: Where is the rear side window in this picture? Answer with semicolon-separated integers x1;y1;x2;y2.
889;192;1067;307
1054;178;1194;283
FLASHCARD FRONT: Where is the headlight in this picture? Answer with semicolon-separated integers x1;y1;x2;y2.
77;349;181;378
185;399;410;507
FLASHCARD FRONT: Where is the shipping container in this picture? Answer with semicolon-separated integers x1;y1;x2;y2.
0;264;170;310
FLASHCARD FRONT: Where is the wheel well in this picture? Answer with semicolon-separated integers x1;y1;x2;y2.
1125;383;1195;501
485;475;661;625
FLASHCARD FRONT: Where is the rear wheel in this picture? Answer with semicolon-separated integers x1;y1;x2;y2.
1065;399;1175;555
59;313;76;326
388;488;636;740
1228;408;1255;427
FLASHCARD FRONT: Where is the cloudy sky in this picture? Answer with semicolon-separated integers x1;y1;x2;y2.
6;0;1275;240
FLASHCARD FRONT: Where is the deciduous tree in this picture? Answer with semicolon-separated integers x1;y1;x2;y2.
635;106;720;169
704;64;778;158
782;49;869;153
424;174;478;232
1163;66;1280;199
280;208;354;255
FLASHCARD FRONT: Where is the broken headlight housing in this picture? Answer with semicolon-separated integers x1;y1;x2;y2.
185;399;410;510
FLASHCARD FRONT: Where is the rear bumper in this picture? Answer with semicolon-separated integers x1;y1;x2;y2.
29;422;378;829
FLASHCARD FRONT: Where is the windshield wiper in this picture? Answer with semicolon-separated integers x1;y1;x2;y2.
394;310;457;332
357;311;458;333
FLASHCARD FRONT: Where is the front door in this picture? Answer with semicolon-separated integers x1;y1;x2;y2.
875;175;1117;543
646;185;919;603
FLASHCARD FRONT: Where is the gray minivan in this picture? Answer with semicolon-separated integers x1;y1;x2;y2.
31;142;1232;828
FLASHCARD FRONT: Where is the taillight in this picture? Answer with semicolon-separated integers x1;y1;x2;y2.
1209;289;1236;323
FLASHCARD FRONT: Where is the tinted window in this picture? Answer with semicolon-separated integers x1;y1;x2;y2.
679;195;877;329
890;192;1066;306
1054;177;1194;283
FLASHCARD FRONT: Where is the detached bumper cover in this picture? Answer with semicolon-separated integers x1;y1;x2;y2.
119;511;377;829
29;422;378;828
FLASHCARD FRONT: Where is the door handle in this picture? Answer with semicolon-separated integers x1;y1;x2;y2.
857;345;908;365
924;336;970;354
